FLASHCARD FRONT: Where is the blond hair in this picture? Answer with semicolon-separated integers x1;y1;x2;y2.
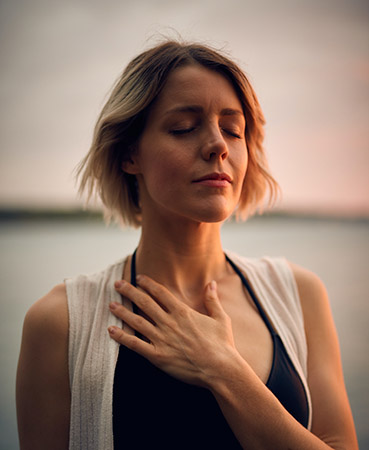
77;40;279;227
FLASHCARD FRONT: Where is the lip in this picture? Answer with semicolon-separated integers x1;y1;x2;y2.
193;172;232;184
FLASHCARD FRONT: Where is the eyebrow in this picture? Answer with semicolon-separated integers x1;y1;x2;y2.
164;105;244;117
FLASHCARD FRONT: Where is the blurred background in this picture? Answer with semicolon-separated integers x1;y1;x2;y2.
0;0;368;448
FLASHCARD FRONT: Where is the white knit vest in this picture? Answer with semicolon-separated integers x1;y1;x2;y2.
66;251;312;449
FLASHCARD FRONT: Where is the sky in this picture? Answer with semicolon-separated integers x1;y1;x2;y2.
0;0;368;216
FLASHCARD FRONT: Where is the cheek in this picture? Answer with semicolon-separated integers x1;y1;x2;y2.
238;152;249;188
232;149;248;201
234;146;248;179
141;152;185;194
240;150;248;173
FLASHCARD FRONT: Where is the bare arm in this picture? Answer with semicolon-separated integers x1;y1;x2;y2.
289;263;358;449
108;270;358;449
16;284;70;450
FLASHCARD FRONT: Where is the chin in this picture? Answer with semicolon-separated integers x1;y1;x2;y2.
192;207;233;224
154;197;237;224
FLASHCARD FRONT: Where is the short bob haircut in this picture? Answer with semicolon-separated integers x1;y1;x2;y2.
77;40;279;227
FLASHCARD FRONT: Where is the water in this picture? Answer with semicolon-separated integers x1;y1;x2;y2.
1;216;368;449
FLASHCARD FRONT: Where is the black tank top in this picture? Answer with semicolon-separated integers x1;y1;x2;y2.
113;252;309;448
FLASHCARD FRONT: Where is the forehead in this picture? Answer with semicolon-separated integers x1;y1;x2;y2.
151;64;243;115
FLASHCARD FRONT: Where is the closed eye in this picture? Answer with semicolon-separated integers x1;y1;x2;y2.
170;127;196;135
170;127;242;139
223;129;242;139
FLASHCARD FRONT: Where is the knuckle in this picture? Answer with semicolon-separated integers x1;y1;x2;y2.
149;283;163;298
136;294;152;313
126;334;139;350
134;314;146;329
154;349;167;365
138;296;151;311
175;305;190;320
151;328;160;340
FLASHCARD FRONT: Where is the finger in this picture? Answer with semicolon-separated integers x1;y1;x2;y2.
203;280;226;319
135;275;178;312
108;326;155;359
114;280;165;321
109;302;158;341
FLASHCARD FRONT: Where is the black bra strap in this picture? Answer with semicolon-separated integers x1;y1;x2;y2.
225;254;277;336
130;249;139;314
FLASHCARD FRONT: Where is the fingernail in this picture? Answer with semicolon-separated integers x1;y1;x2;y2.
136;274;142;283
109;302;119;310
210;280;217;291
108;326;117;335
115;280;124;289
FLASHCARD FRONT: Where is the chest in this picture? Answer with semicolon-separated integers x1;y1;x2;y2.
217;276;275;384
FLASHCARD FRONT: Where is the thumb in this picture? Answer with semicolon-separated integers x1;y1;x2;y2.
203;280;225;319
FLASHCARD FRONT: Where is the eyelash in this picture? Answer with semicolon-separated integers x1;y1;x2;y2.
225;130;242;139
170;128;195;135
170;128;242;139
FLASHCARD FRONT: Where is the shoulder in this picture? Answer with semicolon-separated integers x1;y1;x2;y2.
20;285;69;379
20;282;69;375
286;262;339;367
24;283;68;344
286;262;332;334
17;284;70;449
287;262;327;302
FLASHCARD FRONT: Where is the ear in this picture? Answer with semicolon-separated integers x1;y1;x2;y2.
121;155;140;175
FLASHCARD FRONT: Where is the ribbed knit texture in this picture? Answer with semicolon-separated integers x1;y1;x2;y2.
66;258;126;450
66;252;312;449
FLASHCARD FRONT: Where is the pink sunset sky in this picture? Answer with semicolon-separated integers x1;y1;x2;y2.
0;0;368;216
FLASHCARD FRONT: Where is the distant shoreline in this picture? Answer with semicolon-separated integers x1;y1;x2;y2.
0;208;103;222
0;208;368;224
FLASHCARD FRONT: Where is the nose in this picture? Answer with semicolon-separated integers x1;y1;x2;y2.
201;126;229;161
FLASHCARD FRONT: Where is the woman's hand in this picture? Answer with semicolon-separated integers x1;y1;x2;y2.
108;276;239;388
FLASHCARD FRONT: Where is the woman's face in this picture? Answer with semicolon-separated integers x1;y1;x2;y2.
132;64;248;224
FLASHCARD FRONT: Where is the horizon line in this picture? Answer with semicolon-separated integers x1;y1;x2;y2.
0;206;368;223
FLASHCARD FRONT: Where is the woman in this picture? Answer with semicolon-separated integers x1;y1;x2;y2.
16;40;358;449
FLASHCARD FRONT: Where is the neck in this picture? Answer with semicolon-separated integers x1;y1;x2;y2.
134;215;229;306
